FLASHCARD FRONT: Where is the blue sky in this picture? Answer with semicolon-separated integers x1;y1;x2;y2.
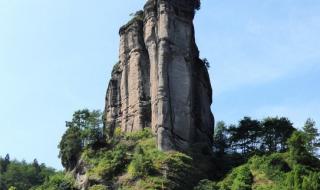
0;0;319;169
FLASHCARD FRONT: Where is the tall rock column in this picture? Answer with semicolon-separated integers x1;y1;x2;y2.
104;12;151;134
143;0;214;151
105;0;214;153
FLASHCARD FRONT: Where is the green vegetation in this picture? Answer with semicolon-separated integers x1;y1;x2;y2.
3;109;320;190
56;110;320;190
33;172;75;190
88;185;107;190
303;118;320;155
58;109;105;170
0;155;55;190
80;128;196;190
194;118;320;190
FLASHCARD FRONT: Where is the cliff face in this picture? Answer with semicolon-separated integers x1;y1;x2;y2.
104;0;214;152
104;12;151;134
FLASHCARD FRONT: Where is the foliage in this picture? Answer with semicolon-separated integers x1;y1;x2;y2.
5;114;319;190
81;128;197;190
218;164;253;190
202;58;210;68
88;184;108;190
194;179;219;190
262;117;295;153
216;134;320;190
287;131;313;165
127;146;154;177
213;121;228;156
303;118;320;156
215;117;296;160
58;109;105;169
85;144;129;181
0;155;55;190
228;117;261;155
58;126;82;169
34;172;75;190
249;153;289;182
195;0;201;10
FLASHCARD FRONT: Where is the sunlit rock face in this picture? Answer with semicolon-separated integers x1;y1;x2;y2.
104;0;214;152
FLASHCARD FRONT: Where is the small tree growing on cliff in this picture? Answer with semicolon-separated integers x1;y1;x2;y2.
202;58;210;68
58;126;82;169
58;109;105;169
195;0;201;10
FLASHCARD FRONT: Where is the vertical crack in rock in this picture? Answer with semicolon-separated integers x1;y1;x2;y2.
104;0;214;153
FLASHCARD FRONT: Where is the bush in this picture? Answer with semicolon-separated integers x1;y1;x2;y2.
35;173;75;190
124;129;154;141
302;172;320;190
128;146;154;178
287;131;311;165
219;165;253;190
231;165;253;190
86;144;129;180
88;184;108;190
249;153;289;182
194;179;219;190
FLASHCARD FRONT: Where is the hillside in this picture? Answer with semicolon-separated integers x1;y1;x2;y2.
2;114;320;190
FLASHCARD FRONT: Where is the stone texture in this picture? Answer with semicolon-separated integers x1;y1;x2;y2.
104;12;151;135
104;0;214;152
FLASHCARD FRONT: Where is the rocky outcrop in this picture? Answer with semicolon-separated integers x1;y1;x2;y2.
104;0;214;152
104;11;151;135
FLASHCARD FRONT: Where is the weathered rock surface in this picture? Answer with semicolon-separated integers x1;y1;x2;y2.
104;0;214;152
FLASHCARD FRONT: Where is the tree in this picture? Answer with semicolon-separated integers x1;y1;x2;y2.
35;172;75;190
303;118;320;156
59;109;105;170
202;58;210;68
195;0;201;10
228;117;261;156
58;126;82;169
213;121;229;156
261;117;295;153
32;159;40;173
68;109;104;148
287;131;312;165
0;157;55;190
0;154;10;173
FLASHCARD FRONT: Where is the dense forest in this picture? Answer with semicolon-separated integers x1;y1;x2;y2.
0;155;56;189
1;109;320;190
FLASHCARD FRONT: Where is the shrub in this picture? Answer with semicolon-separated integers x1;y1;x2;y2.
124;129;154;141
302;172;320;190
249;153;289;182
35;173;75;190
283;165;311;190
219;165;253;190
88;184;108;190
231;165;253;190
87;144;129;180
128;146;154;178
194;179;219;190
